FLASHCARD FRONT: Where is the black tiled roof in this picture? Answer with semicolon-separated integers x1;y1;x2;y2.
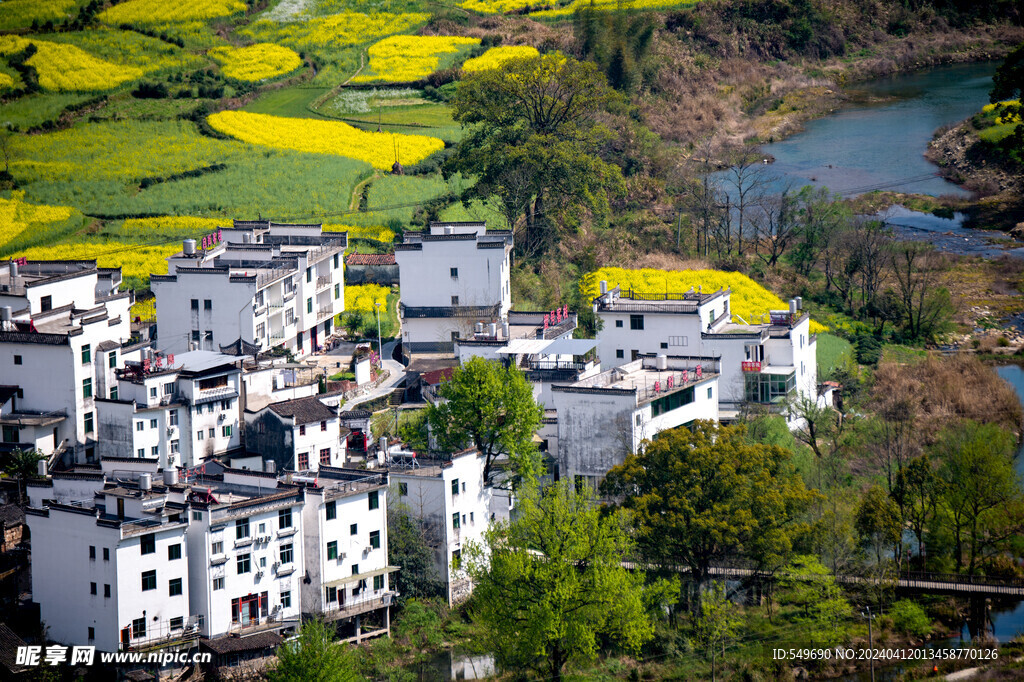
268;396;336;426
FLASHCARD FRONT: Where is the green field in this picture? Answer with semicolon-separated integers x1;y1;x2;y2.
338;99;465;142
815;333;854;377
244;86;332;118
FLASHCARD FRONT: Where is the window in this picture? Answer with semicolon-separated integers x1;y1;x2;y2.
256;322;265;338
399;482;408;496
669;335;688;347
450;267;458;278
191;330;200;342
104;584;110;598
150;418;158;429
140;534;155;555
13;355;21;365
84;411;94;434
132;618;146;639
169;578;183;596
452;549;462;570
151;446;159;457
40;295;51;312
334;283;340;300
306;267;312;283
81;344;91;365
325;501;336;520
615;349;624;359
110;386;118;400
651;386;696;417
320;448;330;465
255;291;265;307
629;314;644;330
350;523;357;536
373;574;384;591
137;448;144;458
236;518;249;539
163;383;173;396
90;582;97;595
369;530;380;549
307;298;313;314
103;547;109;561
285;308;294;325
299;424;306;436
280;544;293;564
660;342;668;349
281;590;292;608
197;430;204;441
168;410;178;427
615;319;623;328
222;425;232;438
149;387;157;398
279;508;292;529
213;577;224;591
82;378;92;399
325;586;337;603
141;570;157;591
208;428;215;438
191;299;199;311
169;617;183;631
451;295;459;305
321;420;327;432
334;253;339;269
88;627;95;641
368;490;378;510
298;452;309;469
204;299;212;311
351;564;359;576
192;511;202;521
168;544;181;561
452;512;460;530
212;540;223;555
236;554;251;574
170;440;180;454
107;350;117;369
327;541;338;561
1;425;16;443
470;512;475;523
451;479;459;497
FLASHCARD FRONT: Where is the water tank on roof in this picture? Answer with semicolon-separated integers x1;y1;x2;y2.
163;468;178;486
655;354;668;370
475;322;484;334
183;239;196;255
1;306;10;322
489;323;497;337
443;225;453;236
265;460;276;474
139;473;152;491
795;296;803;310
600;280;608;294
10;262;18;278
789;299;798;314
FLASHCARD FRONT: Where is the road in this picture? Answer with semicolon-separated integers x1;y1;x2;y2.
340;340;405;411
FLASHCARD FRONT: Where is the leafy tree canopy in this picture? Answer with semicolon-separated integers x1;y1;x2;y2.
268;619;363;682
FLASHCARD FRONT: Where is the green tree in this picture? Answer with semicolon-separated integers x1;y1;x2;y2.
892;455;938;566
777;555;852;647
990;41;1024;103
855;485;902;566
601;422;818;604
387;501;445;603
694;582;741;682
933;421;1023;574
446;54;625;258
889;241;954;342
425;357;542;482
268;618;363;682
465;480;659;682
2;448;44;505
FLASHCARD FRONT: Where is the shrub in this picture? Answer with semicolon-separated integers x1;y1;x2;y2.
131;81;168;98
889;600;932;638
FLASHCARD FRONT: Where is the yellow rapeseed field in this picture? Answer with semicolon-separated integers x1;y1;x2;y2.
0;191;77;250
98;0;247;24
581;267;827;333
0;73;13;89
241;11;428;51
11;240;180;284
0;36;143;91
324;224;397;243
123;216;228;233
353;35;479;83
207;111;444;169
209;43;302;82
982;99;1022;124
132;297;157;322
0;0;77;29
345;284;389;314
462;45;539;72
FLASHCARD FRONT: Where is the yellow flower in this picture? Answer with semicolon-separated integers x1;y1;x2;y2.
462;45;539;72
209;43;302;82
98;0;246;24
353;35;479;83
345;284;390;313
0;36;143;91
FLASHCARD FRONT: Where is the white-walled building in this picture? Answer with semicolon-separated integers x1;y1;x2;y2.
395;222;512;358
96;351;243;468
551;355;720;488
151;221;346;359
0;260;138;464
593;286;817;421
244;395;345;473
26;463;196;653
300;467;394;641
389;448;491;605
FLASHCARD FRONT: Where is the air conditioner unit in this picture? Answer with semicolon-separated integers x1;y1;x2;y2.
166;427;174;437
339;552;346;560
273;562;281;569
217;414;225;422
255;570;264;578
362;547;370;557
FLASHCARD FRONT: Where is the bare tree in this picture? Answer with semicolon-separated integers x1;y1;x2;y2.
752;188;799;268
889;242;953;341
723;149;770;256
682;140;727;258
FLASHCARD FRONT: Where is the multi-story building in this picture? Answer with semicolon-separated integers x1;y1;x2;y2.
394;222;512;358
593;284;817;421
300;467;394;641
0;260;137;463
26;461;196;653
389;447;491;605
551;354;721;488
151;221;346;358
96;350;243;468
245;395;345;472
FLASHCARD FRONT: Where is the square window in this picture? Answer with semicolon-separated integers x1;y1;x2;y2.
351;564;359;576
110;386;118;400
213;577;224;591
450;267;458;278
660;342;668;349
208;428;215;438
136;421;144;432
192;511;202;521
325;586;337;603
451;295;459;305
327;541;338;561
222;425;232;438
615;349;624;359
132;618;145;639
40;295;51;312
197;430;204;441
320;448;330;465
368;490;378;510
169;410;178;426
452;512;460;530
141;570;156;591
13;355;22;365
169;578;183;596
236;554;251;574
170;617;183;631
149;386;157;398
279;507;292;529
191;299;199;311
281;590;292;608
137;448;145;458
399;482;408;496
204;299;212;311
170;439;180;454
629;314;644;330
168;544;181;560
212;540;223;554
140;534;155;555
615;319;623;328
280;543;293;564
374;574;384;591
325;501;336;520
298;451;309;469
369;530;380;549
151;418;158;429
151;446;159;457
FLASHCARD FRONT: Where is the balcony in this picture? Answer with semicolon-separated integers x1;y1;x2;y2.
322;591;396;623
317;306;335;321
316;275;332;291
122;615;204;653
227;613;300;637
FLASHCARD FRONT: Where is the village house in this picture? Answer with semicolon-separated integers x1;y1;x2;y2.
151;221;346;359
0;260;141;465
244;395;346;473
394;222;512;360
